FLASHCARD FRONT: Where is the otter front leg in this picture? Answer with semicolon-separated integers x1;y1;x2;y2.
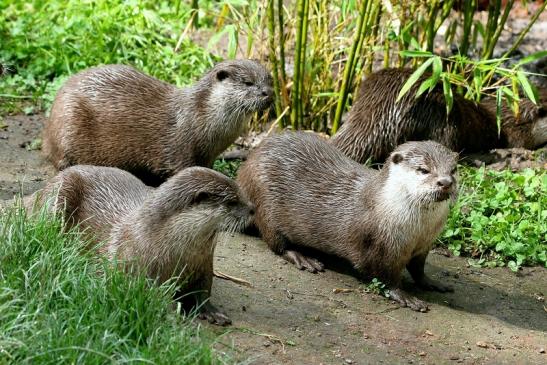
368;264;429;312
386;287;429;312
197;298;232;326
407;252;454;293
176;272;232;326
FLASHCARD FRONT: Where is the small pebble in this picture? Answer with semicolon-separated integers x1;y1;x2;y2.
539;348;545;354
449;355;459;361
419;351;426;357
345;359;353;364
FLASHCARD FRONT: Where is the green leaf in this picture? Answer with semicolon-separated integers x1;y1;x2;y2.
399;50;434;58
396;57;434;102
516;50;547;66
432;56;442;84
415;77;436;98
442;74;453;114
516;71;538;104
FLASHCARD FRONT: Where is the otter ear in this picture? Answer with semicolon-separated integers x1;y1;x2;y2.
193;191;211;205
391;152;404;164
452;152;460;161
216;70;230;81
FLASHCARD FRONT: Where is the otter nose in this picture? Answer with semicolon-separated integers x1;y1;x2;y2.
261;87;273;98
437;177;453;190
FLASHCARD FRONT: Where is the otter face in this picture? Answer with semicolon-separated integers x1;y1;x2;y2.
211;59;274;114
153;167;254;235
387;141;459;205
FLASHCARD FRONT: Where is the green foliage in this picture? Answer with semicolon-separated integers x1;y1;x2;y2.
0;202;225;364
441;166;547;271
362;278;388;297
0;0;217;112
213;159;242;178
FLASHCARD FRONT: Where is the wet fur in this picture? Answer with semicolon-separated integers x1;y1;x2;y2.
237;132;458;305
31;165;253;322
331;68;547;163
43;61;273;185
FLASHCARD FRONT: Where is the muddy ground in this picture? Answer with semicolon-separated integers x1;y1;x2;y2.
0;113;545;365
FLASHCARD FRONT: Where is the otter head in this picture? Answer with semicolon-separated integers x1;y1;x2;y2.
144;167;254;238
482;87;547;149
385;141;459;206
206;59;274;117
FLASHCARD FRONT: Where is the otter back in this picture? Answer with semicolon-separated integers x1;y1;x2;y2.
331;68;547;164
43;61;273;185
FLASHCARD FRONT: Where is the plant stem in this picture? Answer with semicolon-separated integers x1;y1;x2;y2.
267;0;284;127
331;0;369;134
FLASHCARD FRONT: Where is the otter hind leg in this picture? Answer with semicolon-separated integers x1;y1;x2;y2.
406;253;454;293
283;250;325;273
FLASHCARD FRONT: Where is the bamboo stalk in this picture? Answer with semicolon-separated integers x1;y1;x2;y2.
459;0;476;56
267;0;284;127
331;0;369;134
291;0;306;130
298;0;310;128
483;0;514;60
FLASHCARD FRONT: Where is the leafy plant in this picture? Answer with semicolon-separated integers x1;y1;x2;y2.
0;0;217;113
213;158;243;178
441;166;546;271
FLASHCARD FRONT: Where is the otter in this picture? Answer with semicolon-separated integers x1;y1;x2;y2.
237;132;458;312
31;165;254;325
331;68;547;164
43;60;274;186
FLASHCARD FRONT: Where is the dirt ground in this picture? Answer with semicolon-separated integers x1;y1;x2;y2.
0;113;545;365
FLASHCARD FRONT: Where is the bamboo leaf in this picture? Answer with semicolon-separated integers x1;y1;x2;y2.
416;77;436;98
432;56;442;84
399;50;433;58
516;71;538;104
442;74;454;115
496;87;503;136
516;50;547;66
396;57;434;102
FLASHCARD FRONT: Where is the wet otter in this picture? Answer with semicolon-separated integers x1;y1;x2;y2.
331;68;547;164
31;165;254;325
237;132;458;312
43;60;274;185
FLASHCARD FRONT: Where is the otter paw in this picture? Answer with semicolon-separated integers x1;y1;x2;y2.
283;250;325;273
198;309;232;326
387;288;429;312
417;277;454;293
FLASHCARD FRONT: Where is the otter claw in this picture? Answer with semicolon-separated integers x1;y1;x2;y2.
198;304;232;326
387;288;429;312
283;250;324;273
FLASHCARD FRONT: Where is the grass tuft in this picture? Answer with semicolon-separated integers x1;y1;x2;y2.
0;202;224;364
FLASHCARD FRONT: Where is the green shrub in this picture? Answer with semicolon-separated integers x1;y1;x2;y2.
441;166;547;271
0;0;217;112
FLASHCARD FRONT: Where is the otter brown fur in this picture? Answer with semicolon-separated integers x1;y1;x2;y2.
331;68;547;164
43;60;274;185
237;132;458;311
32;165;254;325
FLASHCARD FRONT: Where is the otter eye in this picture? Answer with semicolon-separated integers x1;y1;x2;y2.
226;201;238;208
417;167;430;175
244;80;254;86
451;167;457;174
